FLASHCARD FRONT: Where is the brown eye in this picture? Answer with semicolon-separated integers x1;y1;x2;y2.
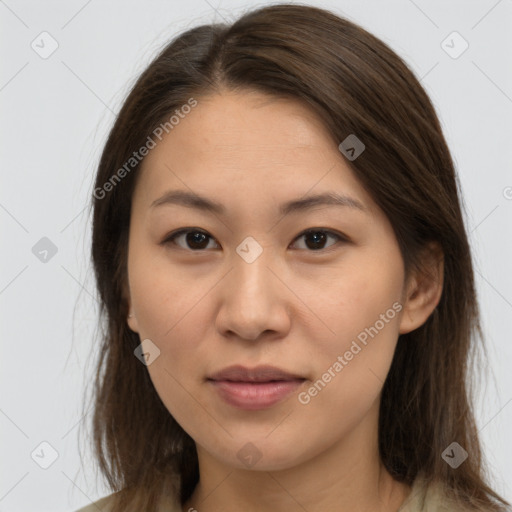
291;229;345;251
163;229;218;251
162;228;347;252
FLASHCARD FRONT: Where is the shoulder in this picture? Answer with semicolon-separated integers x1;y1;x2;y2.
73;490;182;512
74;493;116;512
398;477;460;512
399;476;496;512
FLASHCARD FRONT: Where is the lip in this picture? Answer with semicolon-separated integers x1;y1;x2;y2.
208;364;304;382
207;365;306;410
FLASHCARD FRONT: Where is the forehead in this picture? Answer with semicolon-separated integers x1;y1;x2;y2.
142;89;337;170
182;89;336;147
132;90;373;214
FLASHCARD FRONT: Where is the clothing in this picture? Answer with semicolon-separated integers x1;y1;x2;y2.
74;476;466;512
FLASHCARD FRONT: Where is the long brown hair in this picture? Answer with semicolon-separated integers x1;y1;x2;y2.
83;4;509;511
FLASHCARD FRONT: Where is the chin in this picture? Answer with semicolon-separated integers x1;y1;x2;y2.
202;435;312;473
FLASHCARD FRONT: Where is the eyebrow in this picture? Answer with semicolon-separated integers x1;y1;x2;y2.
150;189;367;216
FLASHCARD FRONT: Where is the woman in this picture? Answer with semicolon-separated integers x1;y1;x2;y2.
76;4;509;511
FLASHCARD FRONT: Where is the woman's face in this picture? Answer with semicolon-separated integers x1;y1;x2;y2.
126;89;412;471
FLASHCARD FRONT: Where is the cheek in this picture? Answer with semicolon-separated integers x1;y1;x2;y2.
133;294;211;434
319;257;402;336
128;248;213;370
129;247;206;341
297;287;402;435
309;250;404;384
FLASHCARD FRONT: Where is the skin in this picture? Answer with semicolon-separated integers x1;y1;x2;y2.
126;89;443;512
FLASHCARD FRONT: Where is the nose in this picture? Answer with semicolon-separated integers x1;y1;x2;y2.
214;246;291;342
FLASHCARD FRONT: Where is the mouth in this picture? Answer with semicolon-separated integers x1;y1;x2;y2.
207;364;305;382
206;365;306;410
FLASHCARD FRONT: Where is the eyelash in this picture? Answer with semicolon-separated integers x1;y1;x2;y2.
161;228;349;253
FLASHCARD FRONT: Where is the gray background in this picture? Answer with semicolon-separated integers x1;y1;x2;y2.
1;0;511;510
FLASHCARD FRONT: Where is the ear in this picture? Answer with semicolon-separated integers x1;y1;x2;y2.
127;309;140;333
399;241;444;335
122;277;140;333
